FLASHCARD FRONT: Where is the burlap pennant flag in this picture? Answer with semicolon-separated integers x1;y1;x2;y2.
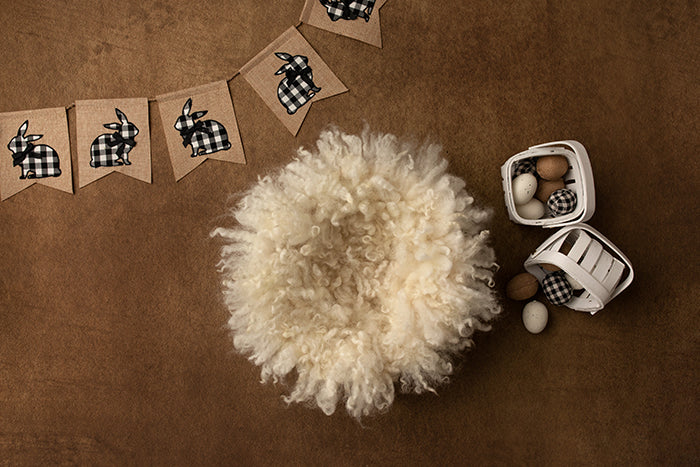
75;98;151;188
0;107;73;201
156;81;245;181
241;27;347;136
300;0;387;48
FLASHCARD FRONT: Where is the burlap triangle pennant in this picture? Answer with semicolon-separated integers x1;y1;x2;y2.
156;81;246;181
300;0;387;48
240;27;348;136
75;98;151;188
0;107;73;201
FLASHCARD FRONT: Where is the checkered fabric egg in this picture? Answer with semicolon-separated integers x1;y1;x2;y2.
512;157;537;179
547;188;577;216
542;271;573;305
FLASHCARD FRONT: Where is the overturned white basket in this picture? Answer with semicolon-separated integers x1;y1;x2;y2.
524;223;634;314
501;140;596;228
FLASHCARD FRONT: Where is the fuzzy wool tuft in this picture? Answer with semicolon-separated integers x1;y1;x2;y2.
212;128;501;418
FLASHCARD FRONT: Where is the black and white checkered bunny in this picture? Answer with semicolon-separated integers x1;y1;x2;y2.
275;52;322;115
319;0;375;22
8;120;62;180
89;108;138;168
174;98;231;157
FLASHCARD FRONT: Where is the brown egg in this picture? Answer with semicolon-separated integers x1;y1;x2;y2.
506;272;540;301
535;178;566;202
541;263;561;272
536;155;569;180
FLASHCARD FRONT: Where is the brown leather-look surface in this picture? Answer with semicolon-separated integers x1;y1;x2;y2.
0;1;697;464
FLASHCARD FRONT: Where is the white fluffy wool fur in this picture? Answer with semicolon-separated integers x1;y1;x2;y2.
212;128;500;418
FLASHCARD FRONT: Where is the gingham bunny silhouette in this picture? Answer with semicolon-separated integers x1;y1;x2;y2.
319;0;375;22
174;98;231;157
275;52;321;115
8;120;62;179
89;108;138;168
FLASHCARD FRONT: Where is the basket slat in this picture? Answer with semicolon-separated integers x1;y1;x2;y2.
580;240;603;272
591;250;614;281
601;257;625;291
568;231;591;262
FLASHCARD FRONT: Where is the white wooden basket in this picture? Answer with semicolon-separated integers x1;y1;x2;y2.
501;140;595;228
524;223;634;314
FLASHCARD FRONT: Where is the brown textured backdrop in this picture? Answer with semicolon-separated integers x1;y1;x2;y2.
0;1;697;465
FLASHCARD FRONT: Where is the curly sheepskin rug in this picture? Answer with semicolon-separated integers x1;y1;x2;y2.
212;128;500;419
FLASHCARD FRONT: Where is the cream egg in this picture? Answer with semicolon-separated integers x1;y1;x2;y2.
522;300;548;334
565;272;584;290
512;173;537;205
515;198;545;220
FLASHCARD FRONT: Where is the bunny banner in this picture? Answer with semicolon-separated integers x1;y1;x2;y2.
241;27;348;136
157;81;246;181
0;107;73;201
0;1;388;200
75;99;151;188
301;0;386;48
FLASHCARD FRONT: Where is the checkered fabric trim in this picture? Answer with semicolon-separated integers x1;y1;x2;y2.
320;0;375;21
91;134;125;167
542;271;573;305
90;125;138;168
8;138;23;154
278;76;316;115
288;55;307;71
189;120;231;156
277;54;321;115
512;157;537;178
18;145;61;179
547;188;577;216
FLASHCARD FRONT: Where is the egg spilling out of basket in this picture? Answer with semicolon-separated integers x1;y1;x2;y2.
511;156;578;220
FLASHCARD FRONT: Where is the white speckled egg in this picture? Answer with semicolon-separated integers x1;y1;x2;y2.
512;173;537;205
515;198;545;219
522;300;548;334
